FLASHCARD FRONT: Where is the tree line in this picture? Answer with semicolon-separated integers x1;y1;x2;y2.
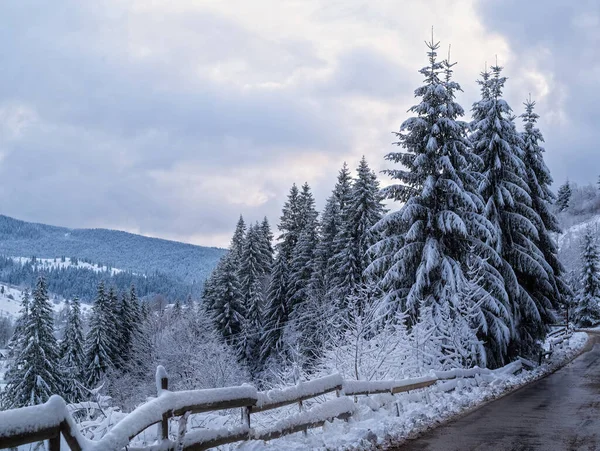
204;38;570;377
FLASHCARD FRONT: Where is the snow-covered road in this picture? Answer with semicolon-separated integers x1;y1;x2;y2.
392;333;600;451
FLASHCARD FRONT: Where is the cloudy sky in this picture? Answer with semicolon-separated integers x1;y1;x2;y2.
0;0;597;247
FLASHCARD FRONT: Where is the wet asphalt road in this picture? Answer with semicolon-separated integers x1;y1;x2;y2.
392;334;600;451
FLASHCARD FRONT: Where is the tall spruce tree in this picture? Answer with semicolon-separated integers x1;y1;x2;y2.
573;227;600;327
3;277;62;408
261;253;289;362
521;97;569;306
231;215;247;264
555;181;572;212
288;183;319;310
330;157;385;311
117;289;139;367
84;281;118;388
310;163;353;310
260;184;305;362
239;223;267;367
212;253;244;346
259;217;274;273
60;298;86;403
6;288;30;359
472;64;555;358
369;40;510;366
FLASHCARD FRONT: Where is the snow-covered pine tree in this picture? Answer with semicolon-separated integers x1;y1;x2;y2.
277;184;303;261
6;288;30;359
3;277;62;408
260;184;305;363
521;97;570;307
472;64;556;358
310;163;353;314
60;298;86;403
369;39;507;368
106;286;123;368
330;157;385;313
259;217;274;274
84;281;118;388
286;183;321;365
213;253;244;346
555;181;572;212
261;253;289;363
117;289;140;367
239;223;267;369
288;183;319;310
573;227;600;327
231;215;247;264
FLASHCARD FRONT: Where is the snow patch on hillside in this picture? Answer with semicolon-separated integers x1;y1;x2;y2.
0;283;91;321
9;257;124;276
558;214;600;251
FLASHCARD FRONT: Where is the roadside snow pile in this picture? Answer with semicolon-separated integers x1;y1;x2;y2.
233;332;588;451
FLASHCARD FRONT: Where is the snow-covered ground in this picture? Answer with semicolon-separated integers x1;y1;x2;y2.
9;256;123;276
232;332;588;451
0;283;91;321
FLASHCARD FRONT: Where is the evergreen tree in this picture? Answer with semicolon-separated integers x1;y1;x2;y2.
310;164;353;311
555;181;572;212
259;217;274;273
261;253;289;362
212;253;244;345
117;289;139;367
239;224;267;367
573;228;600;327
6;288;30;359
106;286;122;367
330;157;385;311
3;277;62;408
472;64;556;358
230;215;247;264
84;281;118;388
288;183;319;310
370;39;509;367
60;298;86;403
521;97;570;307
278;184;303;261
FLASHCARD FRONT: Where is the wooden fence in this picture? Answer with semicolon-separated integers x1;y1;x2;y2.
0;356;538;451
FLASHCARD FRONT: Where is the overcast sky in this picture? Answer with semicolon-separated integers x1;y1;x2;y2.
0;0;597;247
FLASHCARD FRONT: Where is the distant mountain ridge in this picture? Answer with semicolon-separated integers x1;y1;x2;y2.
0;215;225;285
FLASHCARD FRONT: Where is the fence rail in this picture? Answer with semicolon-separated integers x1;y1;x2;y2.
0;352;550;451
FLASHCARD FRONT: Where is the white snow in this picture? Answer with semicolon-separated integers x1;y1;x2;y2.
343;375;437;396
0;332;589;451
9;256;124;276
0;395;66;437
0;283;91;321
256;374;343;410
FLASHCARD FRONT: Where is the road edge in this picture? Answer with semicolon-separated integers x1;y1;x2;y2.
381;332;595;450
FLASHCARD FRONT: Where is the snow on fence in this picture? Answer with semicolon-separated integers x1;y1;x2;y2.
0;359;530;451
539;326;572;365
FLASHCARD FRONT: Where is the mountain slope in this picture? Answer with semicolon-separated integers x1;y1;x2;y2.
0;215;225;285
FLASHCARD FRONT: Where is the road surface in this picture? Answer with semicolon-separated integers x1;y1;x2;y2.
392;334;600;451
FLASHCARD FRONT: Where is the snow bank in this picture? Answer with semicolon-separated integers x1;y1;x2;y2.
255;397;356;440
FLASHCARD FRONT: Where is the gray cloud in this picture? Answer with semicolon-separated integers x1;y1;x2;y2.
476;0;600;187
0;0;596;247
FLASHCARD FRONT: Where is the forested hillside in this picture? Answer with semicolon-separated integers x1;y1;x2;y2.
0;215;224;292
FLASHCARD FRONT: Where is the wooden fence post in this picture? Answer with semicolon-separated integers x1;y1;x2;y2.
49;434;61;451
160;371;169;441
298;399;307;436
